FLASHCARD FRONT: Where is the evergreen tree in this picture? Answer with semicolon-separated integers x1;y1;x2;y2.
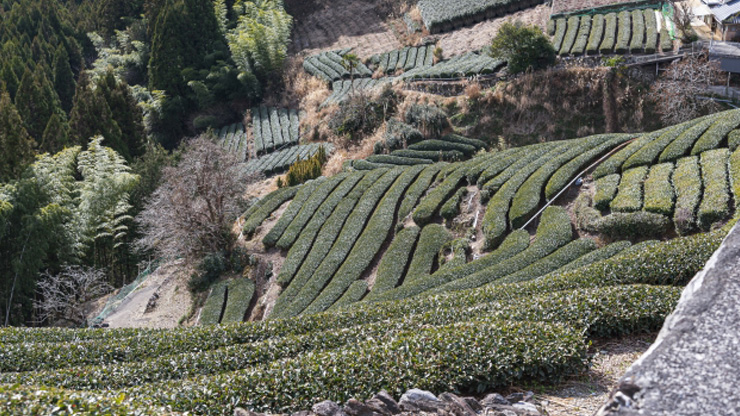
96;71;146;159
1;61;20;100
14;64;64;141
68;72;127;158
148;0;186;95
53;44;76;114
40;112;70;154
0;92;35;181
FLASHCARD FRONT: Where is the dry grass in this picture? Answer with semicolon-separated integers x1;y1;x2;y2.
264;56;327;109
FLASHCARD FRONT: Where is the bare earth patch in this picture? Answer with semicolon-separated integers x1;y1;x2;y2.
438;4;552;56
536;332;656;416
291;0;402;57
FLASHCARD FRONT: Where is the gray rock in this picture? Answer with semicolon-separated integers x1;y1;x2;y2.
399;388;439;404
400;399;448;413
481;393;510;407
505;393;524;403
492;410;517;416
343;399;381;416
512;401;540;415
234;408;263;416
523;391;534;402
462;396;483;413
365;390;401;415
439;393;478;416
290;412;312;416
313;400;345;416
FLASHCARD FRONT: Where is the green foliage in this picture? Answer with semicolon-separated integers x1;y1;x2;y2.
330;91;397;142
592;132;656;179
263;179;324;248
413;170;465;226
494;239;596;285
552;18;567;52
53;44;76;114
643;163;675;216
68;72;126;157
221;278;256;323
614;11;631;54
199;280;228;325
658;115;718;163
15;64;65;147
242;186;299;236
391;149;465;162
328;280;368;309
610;166;648;213
189;252;228;293
375;120;423;154
404;104;449;137
730;147;740;209
440;187;467;219
405;224;452;283
408;139;477;155
698;148;731;229
397;164;443;221
283;147;327;187
227;0;293;84
673;156;702;235
629;10;644;53
0;92;35;182
644;9;658;53
586;14;605;54
367;226;420;299
490;22;556;74
728;129;740;151
691;109;740;156
599;13;618;54
246;143;334;176
594;174;621;210
559;16;580;55
595;212;672;239
366;154;433;166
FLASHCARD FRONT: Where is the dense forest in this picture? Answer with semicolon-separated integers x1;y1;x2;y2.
0;0;292;325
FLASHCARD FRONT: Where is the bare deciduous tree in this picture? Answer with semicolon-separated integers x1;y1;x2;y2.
136;136;257;260
34;266;112;326
649;53;722;125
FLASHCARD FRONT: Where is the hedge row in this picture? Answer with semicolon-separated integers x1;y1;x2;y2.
438;238;469;272
401;52;504;80
366;226;420;299
599;13;618;54
691;109;740;155
367;154;434;166
392;149;465;162
199;281;228;325
614;11;631;54
571;15;592;56
418;0;548;33
276;173;365;284
0;227;726;374
560;16;581;55
494;238;596;285
440;187;468;219
413;169;466;225
595;211;672;239
221;278;256;324
303;167;424;315
592;132;656;179
443;133;488;149
729;129;740;151
372;45;436;74
586;14;605;54
643;162;675;216
629;10;644;53
272;168;403;318
483;143;570;248
251;106;301;155
408;139;477;155
698;148;731;229
643;9;658;53
436;206;573;293
217;122;249;162
477;147;525;187
481;142;560;199
624;123;686;170
461;152;502;184
0;384;155;415
511;136;613;228
263;179;324;248
276;172;351;250
672;156;703;235
352;159;395;170
245;143;334;176
556;240;632;273
660;20;673;52
404;224;453;284
328;280;368;310
303;50;372;82
242;186;299;236
731;147;740;208
0;326;150;345
323;78;393;108
658;114;717;163
610;166;648;212
397;164;444;221
553;18;567;52
594;174;621;210
368;230;530;302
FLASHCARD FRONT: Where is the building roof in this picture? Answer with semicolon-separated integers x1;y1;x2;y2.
706;0;740;22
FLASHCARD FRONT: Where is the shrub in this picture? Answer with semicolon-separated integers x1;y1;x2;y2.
392;149;465;162
221;278;256;323
574;193;602;233
405;224;453;284
494;238;596;285
408;139;477;155
273;169;401;317
595;211;671;239
698;148;731;229
729;129;740;151
552;18;567;52
190;252;228;293
367;154;433;166
560;16;581;55
599;13;618;54
658;114;717;162
441;187;468;219
614;11;631;54
643;163;675;216
199;281;228;325
442;133;487;149
594;174;621;210
586;14;605;55
691;109;740;155
643;9;658;54
673;156;702;235
547;19;556;36
490;21;557;74
398;164;444;221
263;179;324;248
302;167;422;315
439;238;470;272
367;226;421;299
660;22;673;52
368;230;530;302
283;147;327;187
629;10;644;53
376;120;424;153
610;166;648;212
404;104;450;137
413;170;466;225
275;173;350;250
329;90;398;141
570;15;592;56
